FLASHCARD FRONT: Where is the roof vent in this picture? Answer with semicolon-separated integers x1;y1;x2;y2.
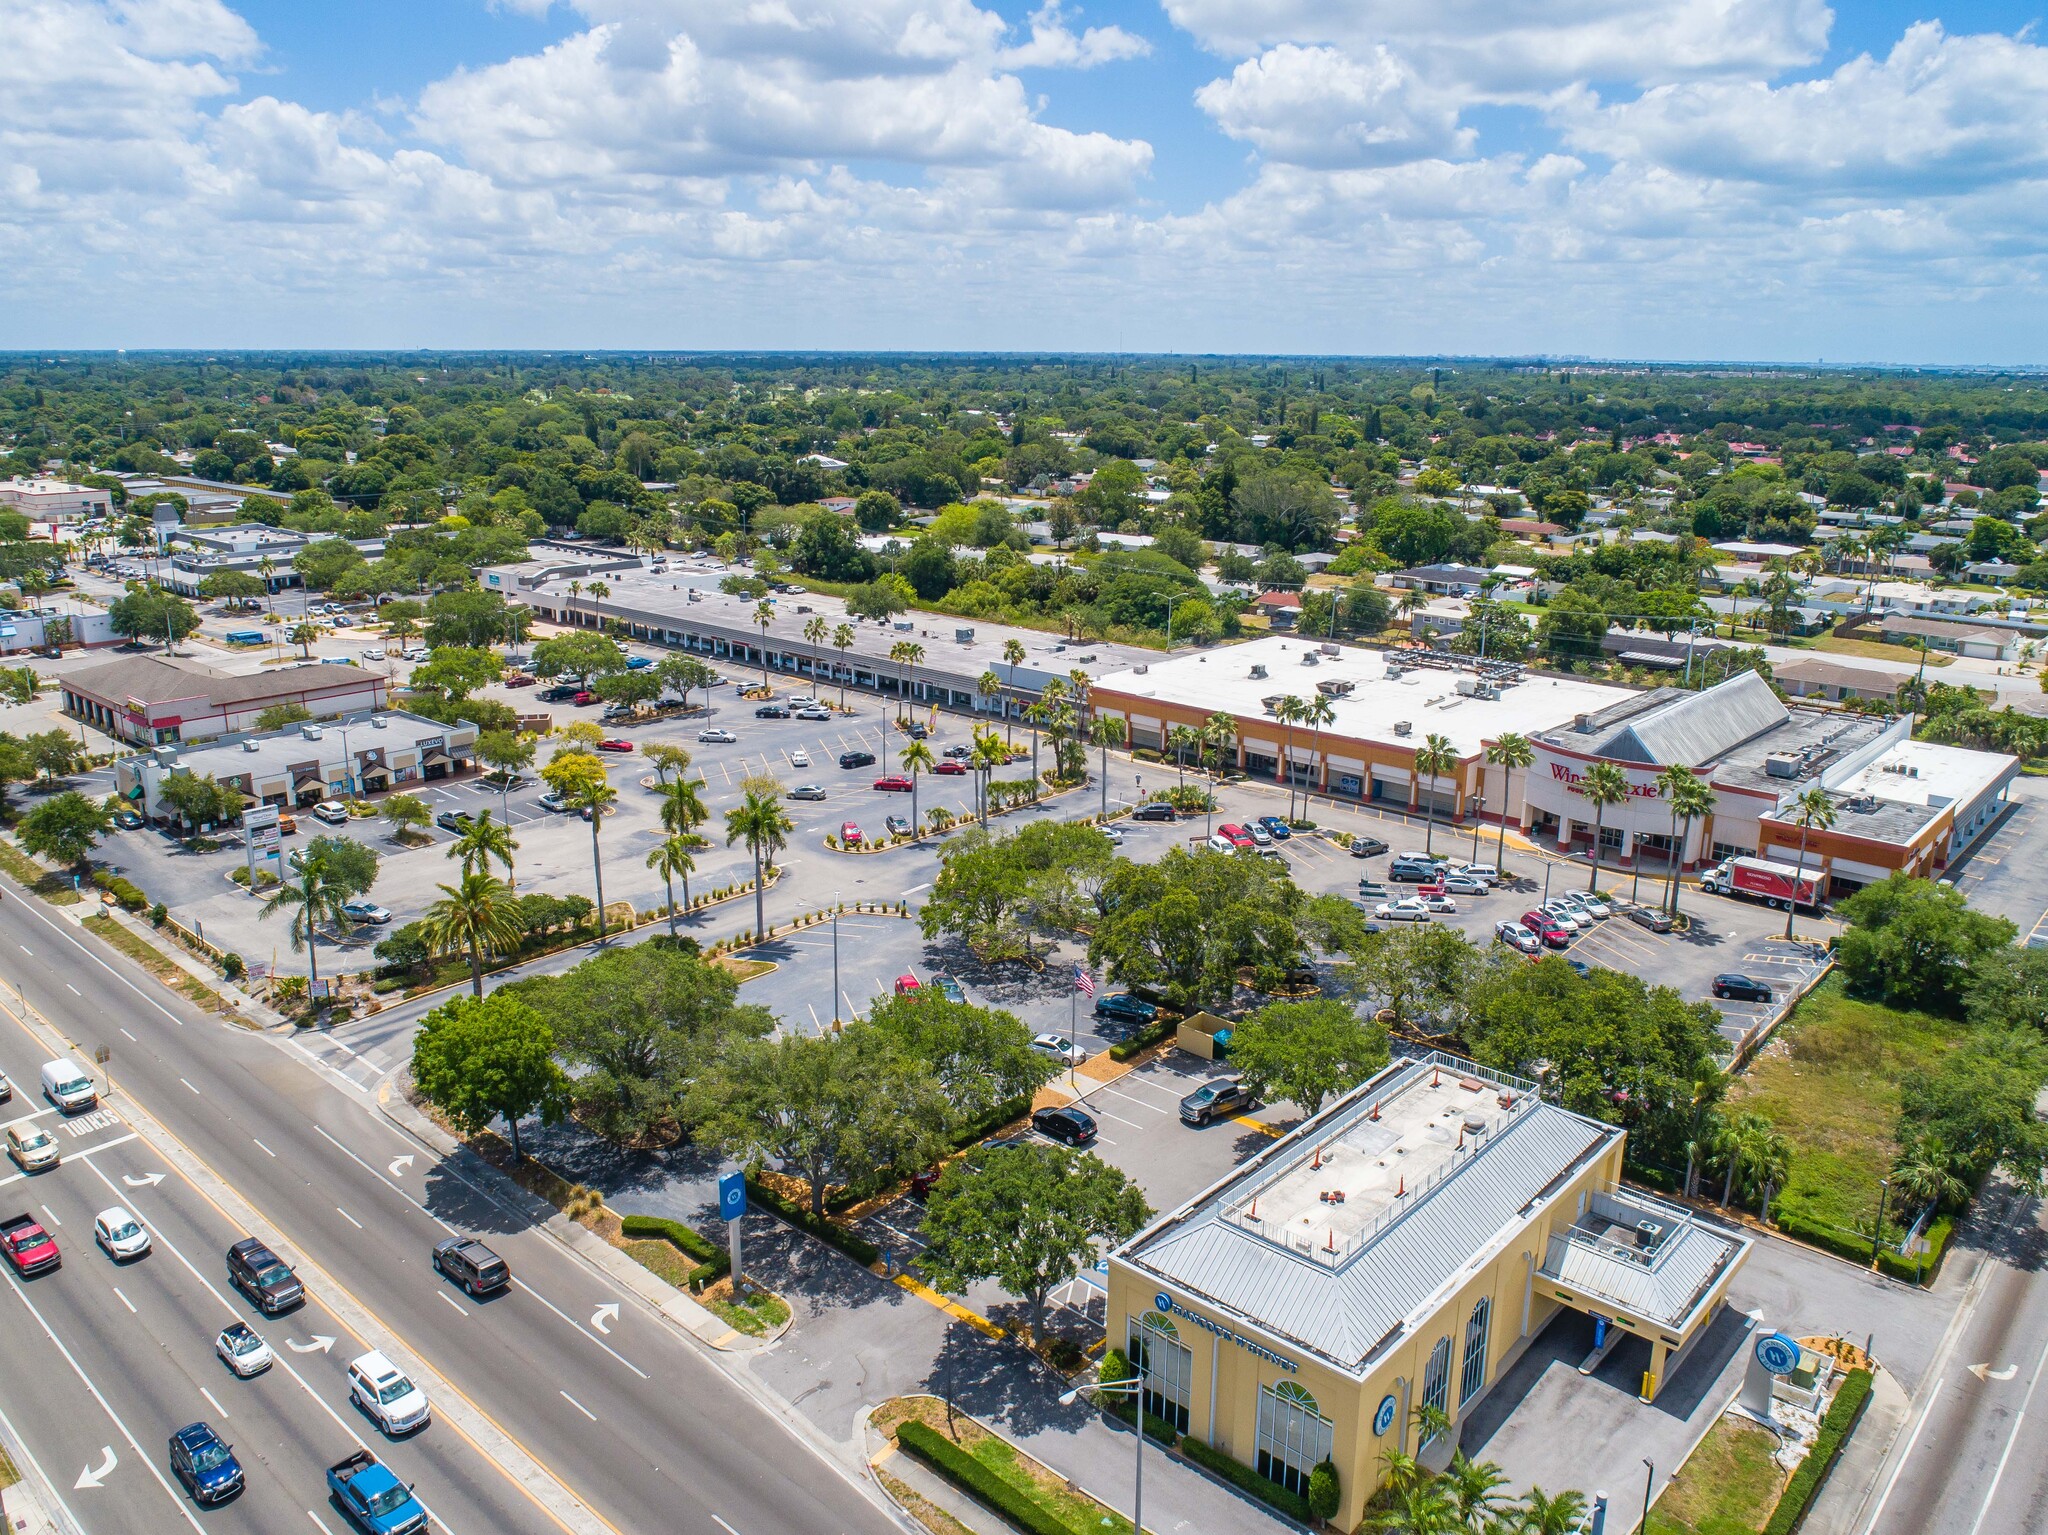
1393;721;1413;737
242;738;260;752
1132;664;1149;675
370;715;387;729
301;724;323;740
1320;644;1340;656
1573;713;1594;733
1248;663;1268;679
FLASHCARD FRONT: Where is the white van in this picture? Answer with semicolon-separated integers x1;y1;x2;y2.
41;1057;97;1113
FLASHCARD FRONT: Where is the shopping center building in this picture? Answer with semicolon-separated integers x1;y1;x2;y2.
1107;1053;1750;1529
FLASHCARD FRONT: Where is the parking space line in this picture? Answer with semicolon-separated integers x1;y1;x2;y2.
1231;1115;1285;1138
889;1272;1003;1339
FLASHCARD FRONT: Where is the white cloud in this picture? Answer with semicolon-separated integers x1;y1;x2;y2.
1194;43;1471;168
996;3;1149;70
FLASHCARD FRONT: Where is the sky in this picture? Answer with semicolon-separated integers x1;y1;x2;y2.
8;0;2048;364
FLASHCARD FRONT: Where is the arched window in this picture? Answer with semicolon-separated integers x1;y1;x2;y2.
1460;1297;1492;1406
1128;1315;1192;1434
1257;1381;1333;1497
1420;1335;1453;1445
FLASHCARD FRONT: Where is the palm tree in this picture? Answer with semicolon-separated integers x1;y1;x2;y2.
1485;732;1533;871
567;579;582;625
1783;785;1836;939
977;669;1003;734
647;835;698;932
1022;700;1049;796
1890;1133;1969;1215
803;616;828;692
1443;1453;1510;1532
1001;638;1026;743
448;807;518;886
586;579;610;612
1665;771;1717;919
898;642;926;722
831;623;855;709
901;737;935;836
1518;1488;1588;1535
422;872;522;999
257;555;277;615
1412;732;1459;856
565;773;619;936
1090;714;1123;818
973;728;1007;826
1302;692;1336;812
725;788;793;940
289;621;318;658
1201;710;1236;838
258;851;352;994
1166;725;1199;794
752;599;775;688
658;776;709;839
1272;695;1307;820
1579;760;1629;893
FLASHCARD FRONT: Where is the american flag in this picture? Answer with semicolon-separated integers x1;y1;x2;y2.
1073;966;1096;997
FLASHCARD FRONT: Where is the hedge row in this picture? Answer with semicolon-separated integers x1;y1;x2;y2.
894;1421;1075;1535
1109;1015;1177;1062
1763;1368;1872;1535
618;1213;729;1292
93;871;148;912
1773;1210;1949;1285
1179;1434;1313;1523
745;1178;882;1266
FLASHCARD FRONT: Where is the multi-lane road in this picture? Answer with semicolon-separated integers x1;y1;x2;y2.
0;881;902;1535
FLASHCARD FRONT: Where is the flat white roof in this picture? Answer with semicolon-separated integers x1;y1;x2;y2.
1092;635;1637;760
1831;738;2018;810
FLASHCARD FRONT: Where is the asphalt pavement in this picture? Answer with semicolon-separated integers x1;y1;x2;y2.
0;884;905;1535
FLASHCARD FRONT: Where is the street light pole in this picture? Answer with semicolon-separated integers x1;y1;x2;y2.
1872;1177;1890;1269
1637;1458;1654;1535
831;910;841;1031
1058;1360;1147;1535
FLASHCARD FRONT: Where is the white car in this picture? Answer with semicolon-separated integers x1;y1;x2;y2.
215;1322;274;1378
1421;893;1458;914
1031;1033;1086;1065
1540;901;1587;932
348;1350;431;1435
1375;898;1433;922
796;707;833;721
1099;825;1125;845
698;728;737;744
1564;892;1612;920
94;1206;151;1261
402;646;429;662
312;800;350;825
1451;863;1500;886
788;749;810;768
1442;874;1488;896
362;645;386;660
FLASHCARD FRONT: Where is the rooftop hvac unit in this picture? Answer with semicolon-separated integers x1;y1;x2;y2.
301;724;324;741
1320;644;1340;656
1132;664;1149;675
1764;752;1803;779
1261;695;1287;714
1249;663;1268;679
242;738;260;753
1455;676;1482;697
1302;653;1319;665
1573;713;1594;733
370;715;387;729
1316;679;1355;697
954;628;975;644
1394;721;1413;737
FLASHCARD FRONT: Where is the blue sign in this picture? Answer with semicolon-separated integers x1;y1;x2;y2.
718;1170;747;1223
1373;1394;1398;1437
1755;1332;1801;1376
1150;1293;1297;1373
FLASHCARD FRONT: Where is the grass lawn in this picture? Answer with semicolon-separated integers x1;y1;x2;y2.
1808;633;1954;667
1729;977;1958;1234
0;840;83;903
82;914;226;1014
1647;1417;1786;1535
700;1277;790;1335
875;1396;1135;1535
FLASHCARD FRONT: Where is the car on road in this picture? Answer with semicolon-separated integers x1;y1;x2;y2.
787;784;827;801
327;1449;428;1535
1131;803;1177;822
1627;906;1675;933
1350;835;1390;857
6;1124;58;1171
796;706;832;721
596;739;634;753
168;1421;242;1505
838;749;877;769
840;821;864;846
1179;1079;1254;1125
113;808;144;829
214;1321;274;1378
699;728;737;744
788;748;810;768
0;1070;11;1102
933;760;967;776
1712;973;1774;1002
1092;993;1158;1026
313;800;350;825
755;703;790;719
227;1237;303;1314
1032;1033;1085;1065
933;975;966;1003
1256;816;1292;840
93;1206;151;1261
538;791;571;812
0;1214;58;1275
885;814;912;836
1495;921;1542;955
341;900;393;925
1520;911;1572;948
1375;897;1433;922
873;775;913;792
1031;1106;1097;1146
349;1350;433;1435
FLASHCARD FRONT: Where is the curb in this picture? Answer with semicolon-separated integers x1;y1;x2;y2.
372;1077;772;1356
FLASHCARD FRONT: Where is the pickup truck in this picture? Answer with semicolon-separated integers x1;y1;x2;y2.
327;1450;429;1535
0;1214;60;1276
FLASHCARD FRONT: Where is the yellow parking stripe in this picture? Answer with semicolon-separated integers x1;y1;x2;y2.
891;1272;1005;1338
1232;1115;1284;1138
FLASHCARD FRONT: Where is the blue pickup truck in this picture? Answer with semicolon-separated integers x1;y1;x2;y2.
327;1450;429;1534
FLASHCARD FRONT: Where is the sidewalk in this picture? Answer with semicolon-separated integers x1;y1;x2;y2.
87;900;285;1026
1800;1365;1911;1535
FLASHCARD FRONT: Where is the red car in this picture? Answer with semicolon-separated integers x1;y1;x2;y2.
597;739;634;753
573;690;595;706
1520;911;1571;948
505;673;536;688
873;775;914;792
841;821;863;846
933;761;968;776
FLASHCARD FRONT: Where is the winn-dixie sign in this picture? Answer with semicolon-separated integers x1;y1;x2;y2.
1547;761;1663;799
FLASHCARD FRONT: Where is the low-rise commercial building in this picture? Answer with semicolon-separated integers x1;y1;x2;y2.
157;523;384;596
61;655;390;746
0;477;111;524
1109;1052;1749;1530
115;710;476;819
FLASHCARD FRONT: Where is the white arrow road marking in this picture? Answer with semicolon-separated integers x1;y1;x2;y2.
1971;1362;2020;1382
387;1155;415;1177
286;1335;335;1355
74;1446;116;1489
590;1302;620;1334
121;1171;165;1188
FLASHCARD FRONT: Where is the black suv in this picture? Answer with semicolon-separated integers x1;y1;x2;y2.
838;749;877;769
432;1237;510;1296
1031;1106;1097;1146
1180;1079;1253;1126
1131;803;1177;822
226;1238;303;1314
537;684;579;703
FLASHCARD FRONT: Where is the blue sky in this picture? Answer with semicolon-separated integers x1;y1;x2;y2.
9;1;2048;362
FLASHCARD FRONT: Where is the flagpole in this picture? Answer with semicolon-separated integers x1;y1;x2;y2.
1069;980;1078;1095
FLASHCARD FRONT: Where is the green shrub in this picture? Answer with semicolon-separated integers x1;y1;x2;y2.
1772;1211;1947;1285
148;899;167;925
1763;1368;1872;1535
894;1422;1073;1535
1307;1459;1340;1522
620;1213;730;1291
1110;1015;1177;1062
90;872;149;912
745;1177;881;1265
1180;1436;1312;1523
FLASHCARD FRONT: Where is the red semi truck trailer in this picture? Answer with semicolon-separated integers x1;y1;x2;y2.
1698;855;1823;909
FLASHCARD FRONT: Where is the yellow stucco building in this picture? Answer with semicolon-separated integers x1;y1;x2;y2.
1106;1052;1749;1529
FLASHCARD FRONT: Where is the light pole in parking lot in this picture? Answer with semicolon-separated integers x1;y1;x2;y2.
831;909;841;1031
1059;1358;1149;1535
336;712;373;799
1467;795;1486;865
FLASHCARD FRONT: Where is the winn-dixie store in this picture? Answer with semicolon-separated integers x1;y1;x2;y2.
1106;1055;1749;1528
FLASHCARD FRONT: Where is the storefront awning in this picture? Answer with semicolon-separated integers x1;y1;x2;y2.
421;749;449;766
